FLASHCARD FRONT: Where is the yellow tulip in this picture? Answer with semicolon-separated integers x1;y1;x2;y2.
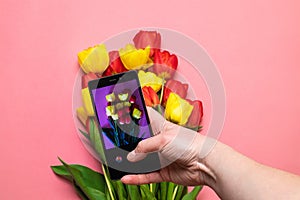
105;93;116;102
132;108;142;119
82;88;95;116
119;44;152;70
78;44;109;74
165;92;194;125
76;106;88;125
138;70;164;92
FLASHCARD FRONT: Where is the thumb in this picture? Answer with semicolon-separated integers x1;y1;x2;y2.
127;134;163;162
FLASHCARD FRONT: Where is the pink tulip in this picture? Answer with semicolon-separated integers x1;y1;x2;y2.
133;30;161;57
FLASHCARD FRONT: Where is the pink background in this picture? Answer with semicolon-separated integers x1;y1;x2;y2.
1;0;299;199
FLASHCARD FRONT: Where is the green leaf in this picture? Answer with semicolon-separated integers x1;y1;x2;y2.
51;164;93;200
140;184;156;200
73;183;90;200
89;118;106;162
187;126;203;132
166;182;175;200
160;182;167;200
79;128;90;140
181;186;203;200
174;185;185;200
181;186;188;199
150;183;158;196
154;104;164;115
51;165;72;181
126;185;141;200
157;190;161;200
58;158;106;199
105;185;112;200
84;187;107;200
114;180;127;200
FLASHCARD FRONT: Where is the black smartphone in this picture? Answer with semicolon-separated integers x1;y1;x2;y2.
88;70;160;180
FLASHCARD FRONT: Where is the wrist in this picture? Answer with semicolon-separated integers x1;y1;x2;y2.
198;137;229;189
191;134;220;187
200;138;259;198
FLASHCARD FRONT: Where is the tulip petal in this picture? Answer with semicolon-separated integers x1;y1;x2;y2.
119;44;151;70
142;86;160;107
103;51;127;76
132;108;142;119
186;100;203;129
133;30;161;50
165;93;193;125
105;93;116;102
78;44;109;74
162;79;188;106
153;49;178;79
82;73;99;89
111;114;119;120
118;93;128;101
106;105;115;116
76;106;88;125
82;88;95;116
138;70;164;92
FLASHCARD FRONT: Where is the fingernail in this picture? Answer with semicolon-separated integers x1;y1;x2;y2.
127;150;136;161
121;176;131;183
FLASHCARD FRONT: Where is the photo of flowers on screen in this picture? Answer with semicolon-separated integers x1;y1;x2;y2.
103;89;145;147
92;79;151;150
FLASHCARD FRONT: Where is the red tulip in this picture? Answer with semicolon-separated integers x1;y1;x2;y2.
152;49;178;79
162;79;188;106
129;96;136;104
133;30;161;57
186;100;203;130
102;51;127;76
142;86;160;107
82;72;99;88
117;109;125;117
119;115;131;125
125;115;131;124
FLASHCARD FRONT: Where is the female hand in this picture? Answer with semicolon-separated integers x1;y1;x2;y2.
121;107;216;186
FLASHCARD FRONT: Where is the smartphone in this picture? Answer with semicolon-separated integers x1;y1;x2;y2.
88;70;160;180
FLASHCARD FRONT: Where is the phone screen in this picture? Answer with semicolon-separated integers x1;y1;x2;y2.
89;71;160;179
91;78;151;151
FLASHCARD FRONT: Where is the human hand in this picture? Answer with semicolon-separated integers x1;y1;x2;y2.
121;107;216;186
121;108;300;200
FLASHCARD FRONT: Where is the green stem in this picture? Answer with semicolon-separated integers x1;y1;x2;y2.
114;120;120;146
167;182;175;200
174;185;185;200
102;164;115;200
159;77;165;105
171;185;179;200
150;183;153;193
160;182;167;200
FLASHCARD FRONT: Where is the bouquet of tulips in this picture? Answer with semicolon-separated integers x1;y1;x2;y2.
52;30;204;200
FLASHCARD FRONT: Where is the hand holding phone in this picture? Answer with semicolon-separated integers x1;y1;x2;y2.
88;71;160;180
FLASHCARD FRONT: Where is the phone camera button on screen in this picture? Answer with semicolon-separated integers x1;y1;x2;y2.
115;156;123;163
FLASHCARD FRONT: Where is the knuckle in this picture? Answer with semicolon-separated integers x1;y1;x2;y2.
160;134;170;146
144;173;152;181
135;141;144;153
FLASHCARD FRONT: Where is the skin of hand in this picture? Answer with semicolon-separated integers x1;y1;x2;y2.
121;107;217;186
121;107;300;200
204;140;300;200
